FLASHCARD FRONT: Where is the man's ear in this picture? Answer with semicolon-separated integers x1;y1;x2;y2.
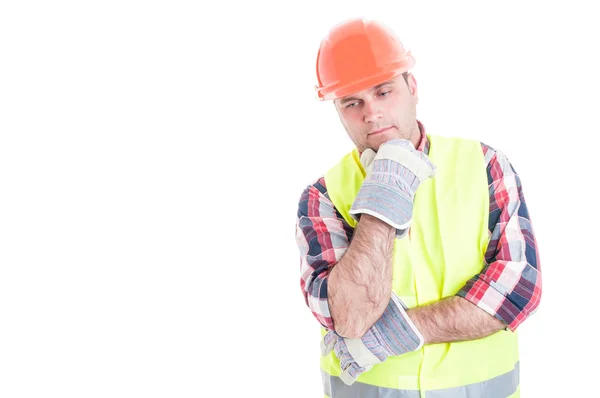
407;73;418;102
333;99;340;113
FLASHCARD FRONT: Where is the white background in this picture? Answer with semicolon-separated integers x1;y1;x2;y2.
0;1;597;397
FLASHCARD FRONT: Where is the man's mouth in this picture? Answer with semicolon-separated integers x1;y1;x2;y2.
369;127;393;136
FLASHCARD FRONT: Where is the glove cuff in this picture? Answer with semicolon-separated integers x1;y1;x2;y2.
367;293;424;357
349;181;414;230
389;293;425;352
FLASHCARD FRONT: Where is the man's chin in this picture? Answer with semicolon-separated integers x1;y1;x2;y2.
367;132;395;150
368;131;412;151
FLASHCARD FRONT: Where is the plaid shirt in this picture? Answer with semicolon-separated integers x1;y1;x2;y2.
295;121;542;332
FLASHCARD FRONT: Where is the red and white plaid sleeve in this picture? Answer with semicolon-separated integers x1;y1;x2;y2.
456;145;542;331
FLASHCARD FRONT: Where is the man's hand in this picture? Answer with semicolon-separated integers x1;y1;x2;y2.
321;330;373;386
322;292;424;385
350;139;436;238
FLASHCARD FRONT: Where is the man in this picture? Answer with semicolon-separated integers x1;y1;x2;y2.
295;17;541;397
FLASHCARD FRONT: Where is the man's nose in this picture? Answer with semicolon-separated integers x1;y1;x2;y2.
363;101;383;123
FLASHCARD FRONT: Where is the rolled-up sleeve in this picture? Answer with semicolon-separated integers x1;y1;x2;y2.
457;148;542;331
295;177;353;330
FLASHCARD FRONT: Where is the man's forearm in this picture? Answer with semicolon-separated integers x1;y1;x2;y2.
328;215;395;339
407;296;506;344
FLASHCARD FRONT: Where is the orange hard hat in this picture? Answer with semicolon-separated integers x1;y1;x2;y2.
315;18;415;101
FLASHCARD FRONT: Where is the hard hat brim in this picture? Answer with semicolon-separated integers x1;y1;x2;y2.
316;58;415;101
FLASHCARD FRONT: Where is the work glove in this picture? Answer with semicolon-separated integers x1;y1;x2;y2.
350;139;436;238
321;330;370;385
359;147;377;174
321;291;424;386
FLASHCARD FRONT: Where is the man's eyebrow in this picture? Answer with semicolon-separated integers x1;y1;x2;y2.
373;80;395;90
339;96;360;105
339;80;395;105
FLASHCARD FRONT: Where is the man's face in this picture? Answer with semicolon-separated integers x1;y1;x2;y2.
334;73;419;152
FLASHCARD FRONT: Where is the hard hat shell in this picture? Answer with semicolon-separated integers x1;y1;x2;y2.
315;18;415;101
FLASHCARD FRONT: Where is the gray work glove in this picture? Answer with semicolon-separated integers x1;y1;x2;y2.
350;139;436;238
321;292;424;385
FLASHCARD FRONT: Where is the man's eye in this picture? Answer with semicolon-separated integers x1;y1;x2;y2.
345;102;358;108
380;91;391;96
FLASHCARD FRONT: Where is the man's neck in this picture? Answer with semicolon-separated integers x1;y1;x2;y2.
410;121;424;150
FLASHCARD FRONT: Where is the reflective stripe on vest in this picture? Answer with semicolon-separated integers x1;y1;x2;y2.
323;362;519;398
321;134;520;397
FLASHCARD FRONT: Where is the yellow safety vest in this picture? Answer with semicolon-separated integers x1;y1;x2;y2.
321;134;520;398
